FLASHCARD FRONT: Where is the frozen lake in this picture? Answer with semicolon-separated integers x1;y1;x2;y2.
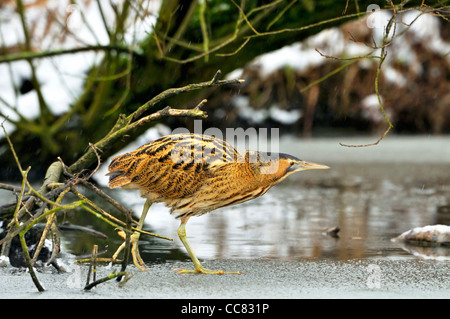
1;135;449;298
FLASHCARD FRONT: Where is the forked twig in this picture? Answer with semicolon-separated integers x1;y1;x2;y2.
314;2;397;147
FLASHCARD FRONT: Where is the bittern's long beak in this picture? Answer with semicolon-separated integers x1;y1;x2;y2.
301;161;330;170
290;160;330;173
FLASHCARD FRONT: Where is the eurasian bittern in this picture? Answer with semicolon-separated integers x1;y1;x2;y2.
107;133;329;274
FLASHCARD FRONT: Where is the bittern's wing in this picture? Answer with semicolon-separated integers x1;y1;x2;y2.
107;133;242;198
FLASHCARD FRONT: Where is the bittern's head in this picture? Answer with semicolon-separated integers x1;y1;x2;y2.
278;153;330;175
246;151;329;180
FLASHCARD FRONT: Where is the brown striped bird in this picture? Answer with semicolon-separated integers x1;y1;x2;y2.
107;133;329;274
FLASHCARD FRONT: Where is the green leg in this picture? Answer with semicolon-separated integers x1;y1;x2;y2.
174;216;242;275
113;200;152;271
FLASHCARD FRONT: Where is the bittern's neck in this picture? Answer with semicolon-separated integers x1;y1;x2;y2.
247;162;285;185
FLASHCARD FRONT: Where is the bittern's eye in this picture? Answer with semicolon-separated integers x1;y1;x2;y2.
290;162;295;166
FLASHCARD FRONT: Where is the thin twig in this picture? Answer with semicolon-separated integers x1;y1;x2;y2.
230;0;261;35
117;218;132;282
46;219;61;267
75;257;122;264
300;60;358;93
11;167;30;228
70;186;135;228
339;46;393;147
0;183;28;193
19;230;45;292
199;0;210;62
339;126;392;147
266;0;298;31
30;208;55;266
315;48;381;61
216;38;250;57
0;200;86;247
313;4;398;147
31;185;69;266
0;45;140;64
84;270;132;290
245;11;365;39
129;70;242;121
343;0;350;14
80;180;132;219
86;245;98;286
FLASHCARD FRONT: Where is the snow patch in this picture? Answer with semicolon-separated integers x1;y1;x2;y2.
393;224;450;244
269;104;302;124
231;96;268;124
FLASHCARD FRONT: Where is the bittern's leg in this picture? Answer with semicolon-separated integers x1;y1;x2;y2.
174;216;242;275
112;199;152;271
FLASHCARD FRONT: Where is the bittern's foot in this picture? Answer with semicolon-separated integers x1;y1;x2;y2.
173;265;243;275
113;231;147;271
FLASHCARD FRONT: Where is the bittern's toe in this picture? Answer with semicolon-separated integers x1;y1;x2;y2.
131;245;147;271
113;230;147;271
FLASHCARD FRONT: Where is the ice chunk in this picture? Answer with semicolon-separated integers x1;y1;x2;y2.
392;225;450;245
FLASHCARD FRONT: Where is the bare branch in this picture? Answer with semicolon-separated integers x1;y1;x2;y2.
68;70;244;174
0;45;141;64
339;126;392;148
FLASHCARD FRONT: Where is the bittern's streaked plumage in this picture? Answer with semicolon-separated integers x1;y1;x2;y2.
107;133;329;274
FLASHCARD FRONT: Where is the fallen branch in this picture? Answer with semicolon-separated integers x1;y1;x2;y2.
0;72;244;291
84;244;133;290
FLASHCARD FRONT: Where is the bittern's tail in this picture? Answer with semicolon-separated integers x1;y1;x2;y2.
106;170;131;188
